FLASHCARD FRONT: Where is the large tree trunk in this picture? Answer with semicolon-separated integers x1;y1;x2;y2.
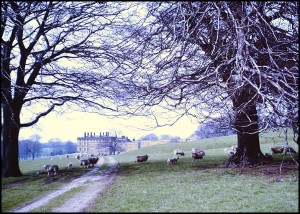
226;89;271;167
2;104;23;177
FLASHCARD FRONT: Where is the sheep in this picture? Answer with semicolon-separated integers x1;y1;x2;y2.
174;149;185;156
79;159;90;168
167;157;179;165
88;157;99;167
66;155;69;158
43;164;59;176
224;145;238;156
270;146;284;155
75;154;80;160
135;154;149;163
67;163;73;170
192;148;205;162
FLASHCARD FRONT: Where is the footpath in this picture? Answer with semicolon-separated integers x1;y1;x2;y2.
10;156;119;213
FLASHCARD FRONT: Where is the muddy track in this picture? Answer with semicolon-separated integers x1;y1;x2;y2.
10;156;119;213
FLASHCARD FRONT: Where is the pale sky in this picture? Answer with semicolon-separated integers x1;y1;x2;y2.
19;110;199;143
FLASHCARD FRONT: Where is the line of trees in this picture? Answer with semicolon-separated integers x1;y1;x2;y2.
18;135;77;160
138;133;181;143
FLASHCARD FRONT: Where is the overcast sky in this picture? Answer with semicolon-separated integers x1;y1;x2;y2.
19;110;199;143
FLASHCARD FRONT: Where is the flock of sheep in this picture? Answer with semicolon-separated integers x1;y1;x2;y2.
224;144;297;158
135;144;297;166
41;153;100;177
41;144;297;176
135;148;206;165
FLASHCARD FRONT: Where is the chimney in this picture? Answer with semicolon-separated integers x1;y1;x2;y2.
106;132;109;136
99;132;101;137
84;132;86;137
90;132;92;137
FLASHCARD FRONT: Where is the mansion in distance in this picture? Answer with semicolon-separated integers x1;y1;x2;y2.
77;131;131;155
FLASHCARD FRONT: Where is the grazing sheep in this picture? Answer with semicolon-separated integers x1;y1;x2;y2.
79;159;90;168
174;149;185;156
224;148;235;156
66;155;69;158
270;146;297;156
270;146;284;155
167;157;179;165
67;163;73;170
192;148;205;162
224;145;238;156
43;164;59;176
135;154;149;163
88;157;99;167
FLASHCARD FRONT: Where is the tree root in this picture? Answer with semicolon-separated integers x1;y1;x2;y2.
225;152;273;168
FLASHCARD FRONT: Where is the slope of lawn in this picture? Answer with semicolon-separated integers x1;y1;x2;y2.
90;130;298;212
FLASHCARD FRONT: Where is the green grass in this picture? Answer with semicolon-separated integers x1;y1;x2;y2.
90;157;298;212
30;186;86;213
1;129;299;212
89;130;298;212
19;155;82;174
1;167;90;212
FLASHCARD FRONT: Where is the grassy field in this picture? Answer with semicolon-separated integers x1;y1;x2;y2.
1;129;299;212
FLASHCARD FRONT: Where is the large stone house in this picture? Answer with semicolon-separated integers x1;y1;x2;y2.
77;132;130;155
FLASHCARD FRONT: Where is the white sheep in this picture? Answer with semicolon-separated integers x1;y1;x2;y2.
173;149;185;156
224;145;238;156
43;164;59;176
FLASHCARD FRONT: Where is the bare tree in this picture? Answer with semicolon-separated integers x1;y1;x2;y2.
1;2;136;177
113;2;298;167
27;135;41;160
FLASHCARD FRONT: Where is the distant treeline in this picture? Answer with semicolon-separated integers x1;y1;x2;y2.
18;138;77;160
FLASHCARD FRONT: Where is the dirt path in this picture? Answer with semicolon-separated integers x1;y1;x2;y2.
10;156;119;213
